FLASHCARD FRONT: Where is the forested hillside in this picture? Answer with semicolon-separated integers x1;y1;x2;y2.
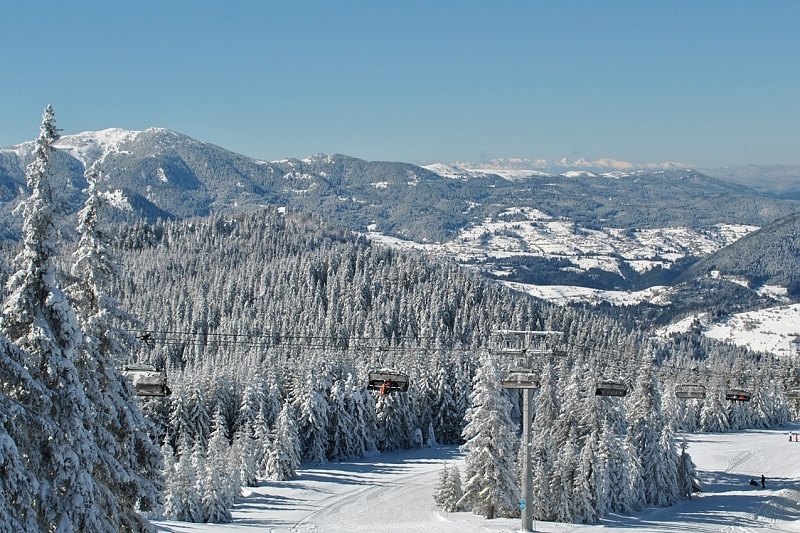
679;213;800;293
104;208;796;523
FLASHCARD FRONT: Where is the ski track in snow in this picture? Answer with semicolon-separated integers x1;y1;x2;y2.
155;425;800;533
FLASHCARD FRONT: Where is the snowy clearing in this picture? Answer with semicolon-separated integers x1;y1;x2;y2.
155;424;800;533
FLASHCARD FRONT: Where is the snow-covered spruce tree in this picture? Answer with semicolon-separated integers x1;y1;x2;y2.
700;382;730;432
433;462;463;512
67;161;163;529
162;433;202;522
0;105;113;531
160;437;180;521
0;332;49;533
571;373;609;524
345;370;376;456
327;374;356;461
374;387;415;452
432;353;464;444
530;358;558;521
232;421;259;488
626;358;679;507
292;370;330;465
186;386;211;450
265;401;302;480
676;440;702;498
458;350;519;519
600;414;634;515
201;408;234;523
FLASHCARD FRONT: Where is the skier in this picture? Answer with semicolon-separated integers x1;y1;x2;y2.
749;478;758;486
761;474;766;488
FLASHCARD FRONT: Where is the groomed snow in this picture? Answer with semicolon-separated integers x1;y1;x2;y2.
154;424;800;532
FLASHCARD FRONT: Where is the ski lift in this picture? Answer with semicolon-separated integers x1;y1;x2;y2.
595;380;628;397
725;388;752;402
121;363;171;397
367;369;409;394
501;369;540;389
787;389;800;400
675;383;706;399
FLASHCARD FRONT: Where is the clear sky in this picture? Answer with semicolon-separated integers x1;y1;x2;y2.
2;1;798;167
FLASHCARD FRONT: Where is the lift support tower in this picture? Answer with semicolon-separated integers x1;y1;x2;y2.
491;330;561;532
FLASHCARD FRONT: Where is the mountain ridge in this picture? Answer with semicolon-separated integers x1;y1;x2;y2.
2;127;799;309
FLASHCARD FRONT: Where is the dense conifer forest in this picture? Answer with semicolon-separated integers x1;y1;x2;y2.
106;208;796;522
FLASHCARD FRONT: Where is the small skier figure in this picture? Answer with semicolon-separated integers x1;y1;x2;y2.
761;474;766;489
750;478;758;486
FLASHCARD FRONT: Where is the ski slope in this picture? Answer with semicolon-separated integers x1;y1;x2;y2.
155;424;800;532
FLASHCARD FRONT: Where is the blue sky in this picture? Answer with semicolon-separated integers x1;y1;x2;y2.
2;1;798;167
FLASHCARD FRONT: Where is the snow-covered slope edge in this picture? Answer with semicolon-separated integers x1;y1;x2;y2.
154;425;800;533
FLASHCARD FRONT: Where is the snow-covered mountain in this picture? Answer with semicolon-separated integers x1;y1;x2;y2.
3;127;800;346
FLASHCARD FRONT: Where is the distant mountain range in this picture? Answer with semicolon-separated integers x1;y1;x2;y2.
2;128;800;317
700;164;800;200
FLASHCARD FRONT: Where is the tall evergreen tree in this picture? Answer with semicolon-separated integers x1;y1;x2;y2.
202;408;234;523
458;350;519;519
67;161;163;529
0;105;139;531
265;401;301;481
0;332;46;533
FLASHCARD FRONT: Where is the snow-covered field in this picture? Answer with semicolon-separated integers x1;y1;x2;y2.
365;210;756;278
155;424;800;532
660;303;800;358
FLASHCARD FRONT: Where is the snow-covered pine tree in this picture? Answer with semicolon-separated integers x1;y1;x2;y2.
265;401;302;480
202;407;234;523
374;387;415;452
700;382;730;432
232;421;259;488
345;370;376;456
530;358;558;521
676;439;702;498
0;332;48;533
600;414;633;515
458;350;519;519
0;105;113;531
433;462;463;512
627;358;679;507
292;370;330;465
326;375;355;460
67;160;163;530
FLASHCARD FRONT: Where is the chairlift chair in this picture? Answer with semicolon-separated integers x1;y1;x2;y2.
367;369;409;394
501;369;540;389
595;380;628;397
787;389;800;401
675;383;706;399
725;388;752;402
121;363;171;397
